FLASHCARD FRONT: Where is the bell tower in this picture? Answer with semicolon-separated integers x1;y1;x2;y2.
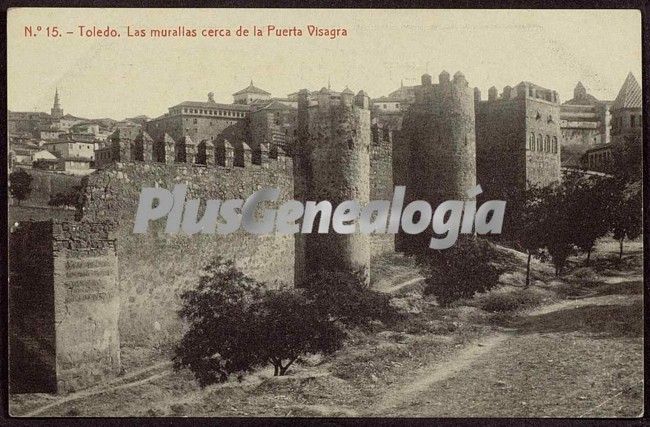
51;88;63;120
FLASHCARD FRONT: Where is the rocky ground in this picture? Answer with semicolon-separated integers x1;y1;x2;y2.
9;237;643;418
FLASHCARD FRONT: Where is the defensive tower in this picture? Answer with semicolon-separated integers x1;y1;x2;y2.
398;71;477;253
296;87;372;283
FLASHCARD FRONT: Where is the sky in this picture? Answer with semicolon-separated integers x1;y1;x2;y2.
7;8;643;120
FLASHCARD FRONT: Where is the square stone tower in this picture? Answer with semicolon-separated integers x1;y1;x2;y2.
9;221;120;393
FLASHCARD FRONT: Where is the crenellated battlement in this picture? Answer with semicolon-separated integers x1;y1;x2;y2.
477;81;560;104
410;70;475;115
97;130;292;171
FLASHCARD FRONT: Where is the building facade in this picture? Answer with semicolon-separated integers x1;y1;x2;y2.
43;140;96;161
610;72;642;145
580;72;642;174
560;82;612;167
475;81;562;198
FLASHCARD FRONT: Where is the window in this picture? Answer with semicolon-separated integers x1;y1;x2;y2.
529;133;535;151
552;137;558;154
193;118;198;124
631;115;635;127
544;135;550;152
537;134;543;151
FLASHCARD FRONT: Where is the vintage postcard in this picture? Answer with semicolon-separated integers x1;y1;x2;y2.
6;8;644;418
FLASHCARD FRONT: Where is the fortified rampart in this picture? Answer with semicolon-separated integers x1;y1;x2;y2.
10;74;496;393
79;141;294;346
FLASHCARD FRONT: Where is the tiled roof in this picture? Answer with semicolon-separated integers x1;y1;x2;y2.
172;101;251;111
611;72;642;110
563;93;600;106
387;85;417;101
233;81;271;96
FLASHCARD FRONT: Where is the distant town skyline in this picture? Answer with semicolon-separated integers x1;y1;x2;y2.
8;8;642;119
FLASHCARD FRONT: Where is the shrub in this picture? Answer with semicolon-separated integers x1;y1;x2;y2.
301;269;399;327
174;259;346;385
255;288;345;376
9;169;32;205
173;258;266;386
418;238;509;306
570;267;597;280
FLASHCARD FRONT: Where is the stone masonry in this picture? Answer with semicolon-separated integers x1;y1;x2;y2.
397;71;477;253
79;145;294;346
9;220;120;393
296;88;372;283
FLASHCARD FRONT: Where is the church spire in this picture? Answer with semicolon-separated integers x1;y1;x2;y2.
51;87;63;119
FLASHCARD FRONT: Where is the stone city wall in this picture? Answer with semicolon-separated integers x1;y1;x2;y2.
78;152;294;346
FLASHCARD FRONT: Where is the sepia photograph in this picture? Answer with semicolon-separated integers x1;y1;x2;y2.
5;7;644;418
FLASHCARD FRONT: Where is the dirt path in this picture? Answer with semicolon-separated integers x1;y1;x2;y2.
366;290;643;417
367;333;510;414
21;362;173;417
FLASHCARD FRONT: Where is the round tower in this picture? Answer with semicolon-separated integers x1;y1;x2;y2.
399;71;476;253
297;88;371;283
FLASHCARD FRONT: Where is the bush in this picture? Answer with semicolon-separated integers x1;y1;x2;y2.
9;169;32;205
173;258;266;386
255;288;345;376
301;269;400;327
477;289;543;313
570;267;597;279
174;259;346;386
418;238;509;307
48;185;84;209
